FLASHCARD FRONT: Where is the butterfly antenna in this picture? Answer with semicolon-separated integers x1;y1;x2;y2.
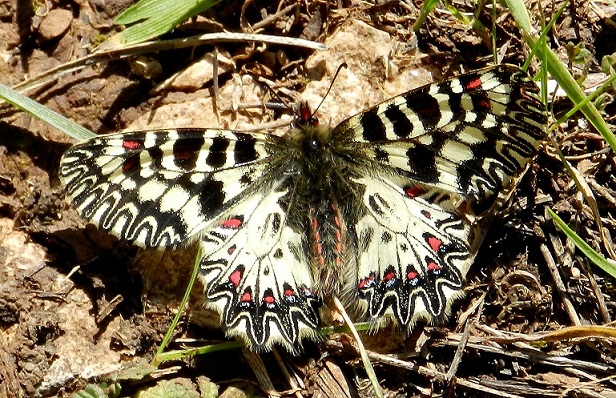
311;62;348;118
263;83;292;112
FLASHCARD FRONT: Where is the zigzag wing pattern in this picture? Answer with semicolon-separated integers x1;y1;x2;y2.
352;176;472;327
335;65;546;213
336;65;546;328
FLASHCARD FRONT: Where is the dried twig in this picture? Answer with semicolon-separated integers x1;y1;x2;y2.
10;32;325;95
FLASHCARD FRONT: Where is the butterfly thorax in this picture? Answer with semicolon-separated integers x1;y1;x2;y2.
286;124;338;172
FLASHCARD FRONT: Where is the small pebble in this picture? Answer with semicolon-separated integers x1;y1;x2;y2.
38;9;72;42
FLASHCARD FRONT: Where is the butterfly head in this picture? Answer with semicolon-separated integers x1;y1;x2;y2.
286;104;334;151
293;101;319;129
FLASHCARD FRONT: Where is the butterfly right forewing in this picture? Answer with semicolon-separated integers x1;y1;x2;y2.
60;129;272;247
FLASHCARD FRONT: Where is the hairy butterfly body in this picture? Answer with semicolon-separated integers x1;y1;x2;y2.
60;65;546;353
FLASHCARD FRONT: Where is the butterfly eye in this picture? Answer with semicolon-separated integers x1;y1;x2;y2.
292;115;319;129
292;117;303;129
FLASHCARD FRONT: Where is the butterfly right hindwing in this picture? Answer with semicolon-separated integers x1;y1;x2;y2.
197;183;321;352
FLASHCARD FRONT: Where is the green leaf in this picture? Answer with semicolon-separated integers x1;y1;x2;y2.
196;377;219;398
137;379;200;398
71;383;121;398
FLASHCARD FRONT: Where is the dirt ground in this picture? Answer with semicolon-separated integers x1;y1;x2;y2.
2;0;616;397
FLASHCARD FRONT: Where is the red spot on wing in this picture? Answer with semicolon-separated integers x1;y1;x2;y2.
421;210;432;219
122;140;143;150
358;274;375;289
241;290;252;303
384;270;396;281
407;270;418;280
284;287;294;297
227;244;236;255
229;269;242;287
465;77;482;90
173;136;205;160
427;260;441;272
122;155;140;173
263;295;275;305
221;218;243;229
476;98;492;111
427;235;443;252
174;150;194;160
404;186;424;198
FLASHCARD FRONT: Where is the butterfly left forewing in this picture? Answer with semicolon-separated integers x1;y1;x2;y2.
334;65;546;214
59;129;271;247
351;175;472;326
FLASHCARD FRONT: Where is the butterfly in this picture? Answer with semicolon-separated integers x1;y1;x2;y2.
59;64;546;353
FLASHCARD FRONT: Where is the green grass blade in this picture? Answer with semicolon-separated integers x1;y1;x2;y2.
412;0;439;32
552;72;616;128
155;245;204;358
100;0;218;50
505;0;616;151
547;208;616;279
0;83;95;141
153;341;245;365
115;0;184;23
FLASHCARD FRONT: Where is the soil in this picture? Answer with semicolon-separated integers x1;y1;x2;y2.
2;1;616;397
